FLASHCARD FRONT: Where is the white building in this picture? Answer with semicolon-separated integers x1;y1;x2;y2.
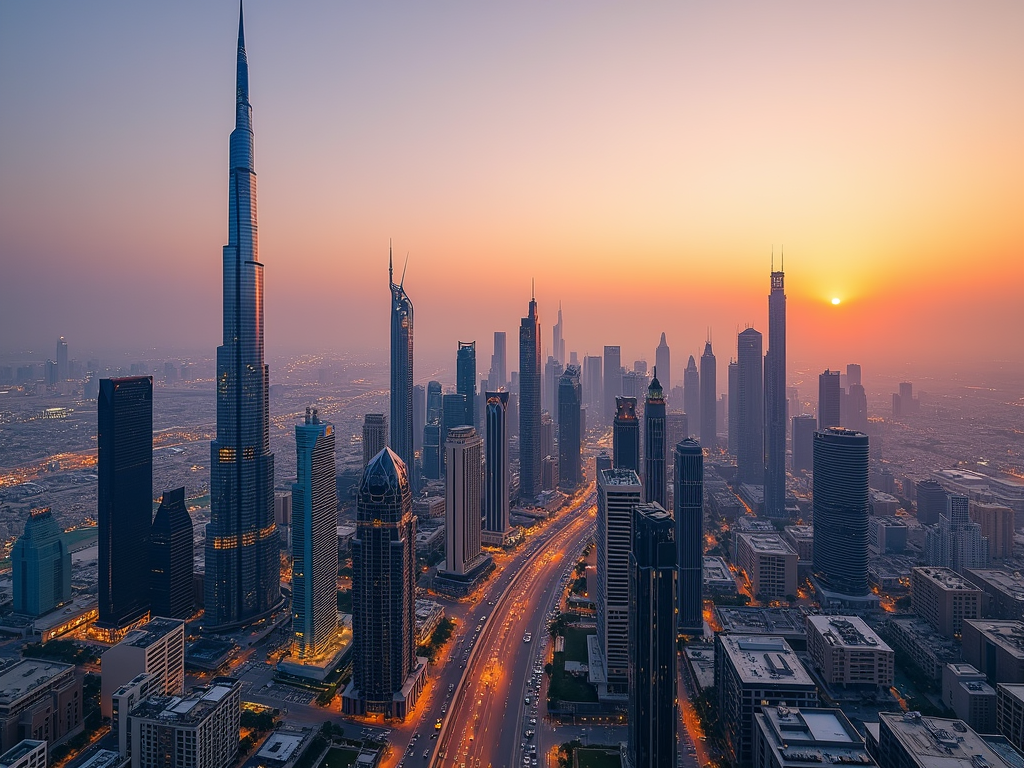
805;615;894;691
100;617;185;718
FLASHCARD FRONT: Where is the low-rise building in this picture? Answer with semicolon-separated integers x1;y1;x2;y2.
962;620;1024;685
996;684;1024;753
414;600;444;645
716;607;809;650
0;741;46;768
783;525;813;571
753;706;874;768
101;617;185;718
805;615;894;691
112;673;159;757
871;517;908;554
251;727;316;768
734;533;798;600
885;617;962;681
704;556;738;595
941;663;996;734
911;567;982;638
0;660;82;752
876;711;1018;768
965;569;1024;621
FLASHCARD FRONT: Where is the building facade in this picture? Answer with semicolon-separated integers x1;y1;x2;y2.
683;356;700;438
805;615;894;691
484;391;511;539
456;342;476;428
764;267;786;518
444;427;484;576
911;567;981;638
0;661;82;752
736;329;763;485
558;365;582;492
734;533;798;600
100;617;186;718
11;508;71;617
675;439;704;634
613;397;640;472
389;246;415;479
643;372;667;507
604;346;621;423
519;295;542;501
362;414;387;470
700;341;717;452
149;489;194;621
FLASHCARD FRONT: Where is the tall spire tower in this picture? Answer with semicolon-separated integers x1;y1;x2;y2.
389;244;415;475
519;291;542;501
205;5;282;629
765;259;787;518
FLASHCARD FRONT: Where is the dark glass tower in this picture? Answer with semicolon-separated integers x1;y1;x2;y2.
613;397;640;472
812;428;869;598
916;479;948;525
426;381;442;424
628;503;678;768
765;267;787;518
557;365;582;492
791;414;816;472
603;345;621;422
456;341;476;428
98;376;153;629
727;359;738;455
484;391;511;535
519;292;542;501
736;329;763;485
489;332;507;391
818;369;841;430
389;246;415;474
683;355;700;438
206;9;280;629
700;340;717;451
675;438;704;633
150;488;194;620
643;371;667;507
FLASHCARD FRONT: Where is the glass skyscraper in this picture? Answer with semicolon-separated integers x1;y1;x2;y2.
484;391;511;536
643;372;667;507
390;246;415;475
675;438;704;633
736;329;764;485
765;267;787;518
12;507;71;617
456;341;476;428
150;488;194;620
519;293;542;501
700;340;717;451
613;397;640;472
557;365;582;492
205;8;281;629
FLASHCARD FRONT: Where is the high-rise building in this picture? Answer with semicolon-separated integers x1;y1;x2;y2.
643;372;667;507
56;337;68;383
655;333;671;393
456;341;476;428
98;376;153;630
970;503;1015;560
846;383;868;433
426;381;442;424
544;356;564;422
736;329;764;485
443;427;484;576
604;345;621;422
100;616;185;718
683;355;700;438
11;508;71;617
675;438;704;634
442;392;467;440
553;302;565;364
292;408;338;659
665;412;688;475
489;332;507;391
149;489;194;621
727;359;739;455
812;428;870;603
791;415;816;472
362;414;388;470
597;468;643;689
925;495;989;574
765;266;787;519
916;479;949;525
483;392;511;538
422;423;442;480
700;341;717;451
818;370;841;430
583;355;603;414
558;366;582;492
389;246;415;474
206;11;280;629
846;363;861;388
628;503;677;768
343;448;425;718
519;293;542;501
911;567;982;638
613;397;640;472
413;385;425;454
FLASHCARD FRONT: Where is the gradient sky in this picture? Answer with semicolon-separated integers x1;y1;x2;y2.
1;1;1021;384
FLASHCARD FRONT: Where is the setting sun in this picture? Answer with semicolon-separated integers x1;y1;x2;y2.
831;297;841;305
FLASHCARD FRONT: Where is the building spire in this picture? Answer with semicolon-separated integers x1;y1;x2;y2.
389;239;393;286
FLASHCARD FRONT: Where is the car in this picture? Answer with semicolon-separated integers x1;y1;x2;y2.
524;696;530;705
523;632;532;643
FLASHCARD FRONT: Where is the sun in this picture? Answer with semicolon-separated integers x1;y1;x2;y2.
831;297;841;305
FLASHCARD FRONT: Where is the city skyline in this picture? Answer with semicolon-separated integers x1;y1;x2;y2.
1;3;1021;374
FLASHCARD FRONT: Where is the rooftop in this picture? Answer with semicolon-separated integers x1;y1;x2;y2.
118;617;185;649
879;711;1018;768
756;706;874;768
913;567;981;592
0;741;45;768
719;635;815;686
73;750;124;768
255;729;311;764
132;679;238;725
784;525;814;539
737;532;798;556
964;569;1024;601
717;607;808;639
998;684;1024;705
599;468;641;488
963;620;1024;659
807;616;893;652
0;659;74;704
704;556;734;583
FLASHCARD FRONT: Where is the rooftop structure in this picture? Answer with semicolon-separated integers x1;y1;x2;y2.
911;567;982;639
716;607;809;650
964;569;1024;621
0;740;45;768
877;711;1020;768
885;616;962;681
753;706;874;768
806;616;893;691
962;620;1024;685
704;556;738;594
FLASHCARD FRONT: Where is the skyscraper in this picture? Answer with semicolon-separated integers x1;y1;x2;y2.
736;329;764;485
519;292;542;501
98;376;153;630
818;369;841;430
765;266;787;518
442;393;467;444
483;391;511;539
389;246;415;474
613;397;640;472
12;507;71;617
56;337;68;383
655;332;671;394
847;363;862;388
343;448;425;718
422;423;442;480
544;356;564;422
443;427;484;576
412;385;425;454
292;408;338;659
643;371;667;507
583;355;603;414
846;383;868;433
675;438;704;633
604;345;621;422
683;355;700;437
426;381;442;424
206;10;280;629
727;360;739;455
812;428;870;602
700;340;717;451
916;479;948;525
489;331;507;391
456;341;476;428
925;494;989;573
628;503;678;768
149;488;194;621
362;414;388;470
558;365;582;492
791;414;816;472
553;302;565;364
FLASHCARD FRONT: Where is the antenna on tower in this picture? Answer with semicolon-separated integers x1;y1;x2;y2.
388;239;393;285
532;278;535;301
781;245;784;271
772;244;774;272
401;252;409;287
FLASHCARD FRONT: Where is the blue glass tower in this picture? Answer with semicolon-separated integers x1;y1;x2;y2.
205;7;281;629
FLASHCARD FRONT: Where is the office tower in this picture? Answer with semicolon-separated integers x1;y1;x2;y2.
292;408;338;659
422;423;442;480
100;616;186;718
682;356;700;438
544;356;564;422
812;427;870;601
558;366;582;492
847;383;868;433
916;479;949;525
698;342;717;451
665;411;688;474
675;439;704;634
925;494;989;573
389;247;415;474
489;331;507;391
613;397;640;472
583;355;603;414
443;427;484;575
604;345;622;422
426;381;442;424
628;503;678;768
456;341;476;428
655;332;671;393
791;415;816;472
11;508;71;617
622;370;645;400
597;467;643;689
895;381;918;416
787;387;801;425
911;567;982;638
98;376;153;630
519;292;542;501
362;414;388;470
847;363;861;388
735;533;798;599
727;359;739;454
413;385;425;453
818;369;841;429
736;329;764;485
442;392;467;443
644;371;667;507
765;266;787;519
56;337;68;383
553;302;565;364
206;11;280;629
484;392;511;537
970;502;1014;560
149;489;194;621
344;447;425;718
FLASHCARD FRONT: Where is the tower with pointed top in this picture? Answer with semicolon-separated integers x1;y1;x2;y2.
644;369;667;507
519;291;542;501
553;302;565;365
737;328;764;486
765;263;787;518
700;339;717;451
205;6;282;630
390;247;415;477
683;355;700;438
655;333;671;395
